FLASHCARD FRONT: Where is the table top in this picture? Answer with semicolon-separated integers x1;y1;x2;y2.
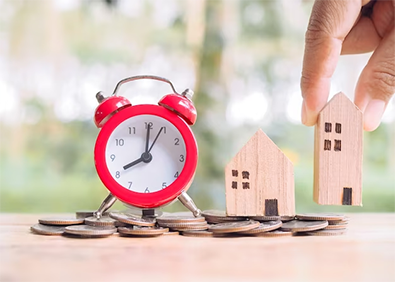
0;213;394;282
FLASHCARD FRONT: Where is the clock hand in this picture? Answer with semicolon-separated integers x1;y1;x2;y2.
123;156;144;170
148;127;164;153
144;123;151;153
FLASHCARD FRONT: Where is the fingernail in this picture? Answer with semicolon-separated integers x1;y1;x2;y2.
301;100;307;125
363;99;386;131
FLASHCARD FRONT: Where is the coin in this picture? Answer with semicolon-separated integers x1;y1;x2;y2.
118;226;168;237
328;218;349;225
254;230;293;237
157;221;208;228
250;215;281;222
109;212;156;227
296;213;345;221
38;217;84;226
114;221;130;227
182;230;214;237
170;224;209;231
64;225;116;237
75;210;109;219
162;231;180;236
280;216;295;222
238;220;282;235
324;224;348;230
156;212;205;224
209;220;260;233
280;220;328;232
202;210;246;221
30;224;66;235
84;216;117;227
306;229;347;236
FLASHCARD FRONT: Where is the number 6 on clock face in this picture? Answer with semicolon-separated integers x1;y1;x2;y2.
94;104;198;209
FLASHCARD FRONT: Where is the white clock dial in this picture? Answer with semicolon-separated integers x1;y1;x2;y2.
105;114;186;193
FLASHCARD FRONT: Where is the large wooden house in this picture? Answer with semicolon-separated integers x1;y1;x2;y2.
314;92;363;206
225;129;295;217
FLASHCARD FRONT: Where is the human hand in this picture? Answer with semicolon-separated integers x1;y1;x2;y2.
301;0;395;131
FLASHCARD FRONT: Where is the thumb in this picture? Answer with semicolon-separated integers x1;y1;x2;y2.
354;26;395;131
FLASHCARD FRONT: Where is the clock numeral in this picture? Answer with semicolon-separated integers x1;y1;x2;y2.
115;171;120;178
179;155;185;162
115;139;124;146
174;138;180;145
145;122;153;129
128;127;136;134
162;182;167;189
128;182;133;189
162;126;166;134
144;187;150;193
110;154;116;161
174;171;179;178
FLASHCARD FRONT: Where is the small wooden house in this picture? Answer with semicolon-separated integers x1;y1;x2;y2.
225;129;295;217
314;92;363;206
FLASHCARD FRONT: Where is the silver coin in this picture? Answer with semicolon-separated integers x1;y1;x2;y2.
118;226;168;237
296;213;345;221
306;229;347;236
202;210;246;221
255;230;293;237
156;212;205;224
169;224;209;231
250;215;281;222
109;212;156;227
84;216;117;227
238;221;282;235
38;217;84;226
31;224;66;236
280;220;328;232
157;221;208;228
64;225;116;237
209;220;260;233
182;230;214;237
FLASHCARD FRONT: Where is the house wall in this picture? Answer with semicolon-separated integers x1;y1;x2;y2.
314;93;363;206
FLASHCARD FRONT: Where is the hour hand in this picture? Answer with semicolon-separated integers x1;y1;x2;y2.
123;157;144;170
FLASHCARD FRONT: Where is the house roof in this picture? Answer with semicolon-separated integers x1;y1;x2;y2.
320;92;362;114
227;129;292;166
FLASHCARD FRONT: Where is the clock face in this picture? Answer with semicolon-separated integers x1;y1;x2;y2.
105;114;186;193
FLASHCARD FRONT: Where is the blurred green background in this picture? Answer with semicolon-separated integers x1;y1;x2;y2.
0;0;394;214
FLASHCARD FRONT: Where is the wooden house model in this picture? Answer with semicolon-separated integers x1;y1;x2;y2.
314;92;363;206
225;129;295;217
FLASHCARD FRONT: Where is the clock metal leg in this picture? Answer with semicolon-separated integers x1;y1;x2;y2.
93;193;117;219
178;191;202;217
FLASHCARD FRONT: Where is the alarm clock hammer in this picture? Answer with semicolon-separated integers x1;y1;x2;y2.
92;75;201;219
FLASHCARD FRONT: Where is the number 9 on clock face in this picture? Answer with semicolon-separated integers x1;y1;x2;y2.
105;114;186;194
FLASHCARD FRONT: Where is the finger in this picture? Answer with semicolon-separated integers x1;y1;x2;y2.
354;26;395;131
301;0;364;126
341;16;381;54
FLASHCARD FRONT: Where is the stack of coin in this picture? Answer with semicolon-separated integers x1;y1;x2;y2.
156;212;208;232
295;213;348;236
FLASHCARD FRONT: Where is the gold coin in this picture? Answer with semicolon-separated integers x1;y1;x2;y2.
182;230;214;237
238;221;282;235
38;217;84;226
296;213;345;221
280;220;328;232
118;226;168;237
84;216;117;227
209;220;260;233
255;230;292;237
30;224;66;236
109;212;156;227
64;225;116;237
307;229;347;236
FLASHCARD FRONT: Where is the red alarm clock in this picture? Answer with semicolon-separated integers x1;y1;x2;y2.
92;75;201;218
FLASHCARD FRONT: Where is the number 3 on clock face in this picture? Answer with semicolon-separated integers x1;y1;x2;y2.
105;114;186;193
94;104;198;209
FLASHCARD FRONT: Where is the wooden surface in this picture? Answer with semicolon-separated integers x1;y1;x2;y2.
225;129;295;216
1;213;394;282
314;92;363;206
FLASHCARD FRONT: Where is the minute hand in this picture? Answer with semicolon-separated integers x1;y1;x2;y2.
148;127;164;153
